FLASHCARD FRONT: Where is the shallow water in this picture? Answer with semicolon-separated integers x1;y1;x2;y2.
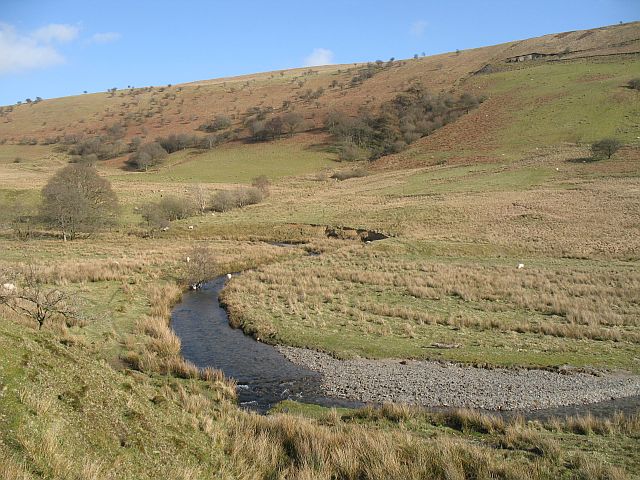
172;276;639;417
171;277;360;412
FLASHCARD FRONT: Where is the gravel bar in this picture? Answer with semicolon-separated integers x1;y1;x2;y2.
277;346;640;410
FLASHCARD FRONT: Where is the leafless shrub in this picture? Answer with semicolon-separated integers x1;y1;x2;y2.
0;266;82;329
210;187;264;212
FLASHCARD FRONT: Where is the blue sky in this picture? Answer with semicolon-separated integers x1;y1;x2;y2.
0;0;637;105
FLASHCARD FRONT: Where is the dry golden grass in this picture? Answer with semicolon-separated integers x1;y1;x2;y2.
220;407;631;479
0;445;35;480
221;240;640;368
555;412;640;436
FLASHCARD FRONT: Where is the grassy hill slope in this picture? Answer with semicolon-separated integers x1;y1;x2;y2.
0;21;637;145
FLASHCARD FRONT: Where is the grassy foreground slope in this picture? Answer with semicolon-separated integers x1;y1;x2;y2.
1;316;638;479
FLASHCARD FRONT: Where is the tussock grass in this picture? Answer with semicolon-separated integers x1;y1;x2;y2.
0;446;35;480
222;408;632;479
222;243;640;369
554;412;640;436
20;258;147;285
500;425;562;459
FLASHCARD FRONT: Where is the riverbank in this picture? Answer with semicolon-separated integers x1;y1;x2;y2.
277;346;640;410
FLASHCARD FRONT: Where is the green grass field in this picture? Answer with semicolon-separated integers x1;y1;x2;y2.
477;58;640;150
111;138;337;184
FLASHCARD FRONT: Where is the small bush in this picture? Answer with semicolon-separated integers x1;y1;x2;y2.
198;115;231;133
210;190;236;213
628;78;640;90
210;187;264;212
337;141;368;162
67;136;127;160
251;175;271;196
140;195;193;228
591;138;622;160
159;195;194;220
248;117;284;142
157;133;200;153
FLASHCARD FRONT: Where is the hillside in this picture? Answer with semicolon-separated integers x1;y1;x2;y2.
0;21;638;146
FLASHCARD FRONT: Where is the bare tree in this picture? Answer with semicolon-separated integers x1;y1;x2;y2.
184;245;217;289
40;164;119;241
191;184;208;215
591;138;623;159
0;267;79;329
282;112;304;135
251;175;271;196
126;141;168;171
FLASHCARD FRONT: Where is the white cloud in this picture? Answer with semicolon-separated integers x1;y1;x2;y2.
0;23;65;75
32;23;79;43
410;20;428;37
303;48;334;67
90;32;121;44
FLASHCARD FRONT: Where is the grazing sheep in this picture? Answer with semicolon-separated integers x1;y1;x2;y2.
186;256;190;263
226;273;232;279
1;283;16;292
161;226;169;231
188;225;194;230
517;263;525;269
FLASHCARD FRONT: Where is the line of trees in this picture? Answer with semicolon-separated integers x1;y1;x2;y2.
246;112;308;142
139;176;271;231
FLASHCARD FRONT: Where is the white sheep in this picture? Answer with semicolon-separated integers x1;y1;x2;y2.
186;256;190;263
226;273;232;279
188;225;194;230
1;283;16;292
517;263;525;269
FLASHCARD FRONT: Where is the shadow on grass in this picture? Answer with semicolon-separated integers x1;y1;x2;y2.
305;142;338;154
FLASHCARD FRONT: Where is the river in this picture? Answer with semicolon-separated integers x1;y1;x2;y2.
171;275;639;418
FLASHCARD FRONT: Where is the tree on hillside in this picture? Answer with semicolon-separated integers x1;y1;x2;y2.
126;142;168;171
282;112;304;136
591;138;623;160
40;164;119;241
